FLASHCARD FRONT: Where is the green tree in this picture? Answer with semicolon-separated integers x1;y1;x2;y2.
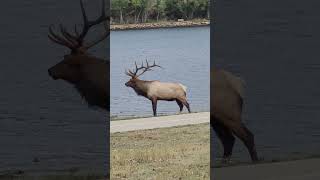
141;0;152;22
164;0;184;20
154;0;166;21
111;0;129;24
196;0;209;18
182;0;200;19
130;0;151;23
111;0;210;24
131;0;143;23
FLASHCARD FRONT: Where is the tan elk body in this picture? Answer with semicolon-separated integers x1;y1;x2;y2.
48;0;109;110
125;61;191;116
138;81;187;100
211;68;258;162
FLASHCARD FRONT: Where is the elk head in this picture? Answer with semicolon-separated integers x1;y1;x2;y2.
48;0;109;84
125;60;162;88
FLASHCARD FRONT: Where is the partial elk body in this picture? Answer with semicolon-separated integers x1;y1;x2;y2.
48;0;109;110
211;69;258;162
125;60;191;116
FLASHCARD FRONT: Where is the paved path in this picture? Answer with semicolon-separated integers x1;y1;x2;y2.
110;112;209;133
213;158;320;180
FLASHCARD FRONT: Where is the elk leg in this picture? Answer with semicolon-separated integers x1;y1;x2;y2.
212;120;235;161
232;123;258;162
151;98;157;116
176;99;184;112
185;101;191;113
180;99;191;113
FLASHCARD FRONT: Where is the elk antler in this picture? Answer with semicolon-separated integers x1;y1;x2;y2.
77;0;109;49
48;0;109;53
126;60;162;78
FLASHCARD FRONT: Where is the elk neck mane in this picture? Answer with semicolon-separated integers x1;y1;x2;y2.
73;56;109;110
74;79;107;108
132;79;155;97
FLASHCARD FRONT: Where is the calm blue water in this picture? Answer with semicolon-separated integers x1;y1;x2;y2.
111;26;210;118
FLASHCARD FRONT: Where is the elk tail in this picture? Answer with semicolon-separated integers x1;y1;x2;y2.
224;71;245;99
179;83;188;94
233;76;245;99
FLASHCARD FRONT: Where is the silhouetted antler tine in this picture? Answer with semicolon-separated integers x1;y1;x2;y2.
48;0;108;52
79;0;110;50
48;25;76;50
80;0;107;25
59;24;78;46
84;25;110;49
74;24;80;37
78;0;108;44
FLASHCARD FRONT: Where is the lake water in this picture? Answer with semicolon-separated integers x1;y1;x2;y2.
111;26;210;118
212;0;320;166
0;0;108;175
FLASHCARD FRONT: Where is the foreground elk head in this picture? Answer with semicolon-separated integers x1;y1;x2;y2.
125;60;191;116
48;0;109;83
48;0;110;110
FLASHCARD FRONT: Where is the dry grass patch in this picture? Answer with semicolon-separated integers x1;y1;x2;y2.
111;123;210;180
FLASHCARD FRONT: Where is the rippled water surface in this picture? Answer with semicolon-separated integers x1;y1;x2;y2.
111;26;210;118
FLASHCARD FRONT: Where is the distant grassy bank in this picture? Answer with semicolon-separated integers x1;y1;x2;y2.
111;123;210;179
110;19;210;31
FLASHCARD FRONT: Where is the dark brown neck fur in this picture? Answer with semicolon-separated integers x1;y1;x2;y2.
132;79;153;98
73;57;109;110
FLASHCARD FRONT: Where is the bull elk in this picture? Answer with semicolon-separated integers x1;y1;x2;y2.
47;0;109;110
211;69;258;162
125;60;191;116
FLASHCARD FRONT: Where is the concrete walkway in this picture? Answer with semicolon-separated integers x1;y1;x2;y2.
110;112;209;133
213;158;320;180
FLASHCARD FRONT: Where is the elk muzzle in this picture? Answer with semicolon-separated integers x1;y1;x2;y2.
125;80;135;88
48;62;72;81
48;67;59;80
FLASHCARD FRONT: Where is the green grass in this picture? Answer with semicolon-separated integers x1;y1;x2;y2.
111;123;210;180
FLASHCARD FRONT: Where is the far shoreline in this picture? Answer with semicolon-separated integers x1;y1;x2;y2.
110;19;210;31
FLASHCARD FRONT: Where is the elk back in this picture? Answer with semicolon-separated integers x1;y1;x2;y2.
211;69;244;124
